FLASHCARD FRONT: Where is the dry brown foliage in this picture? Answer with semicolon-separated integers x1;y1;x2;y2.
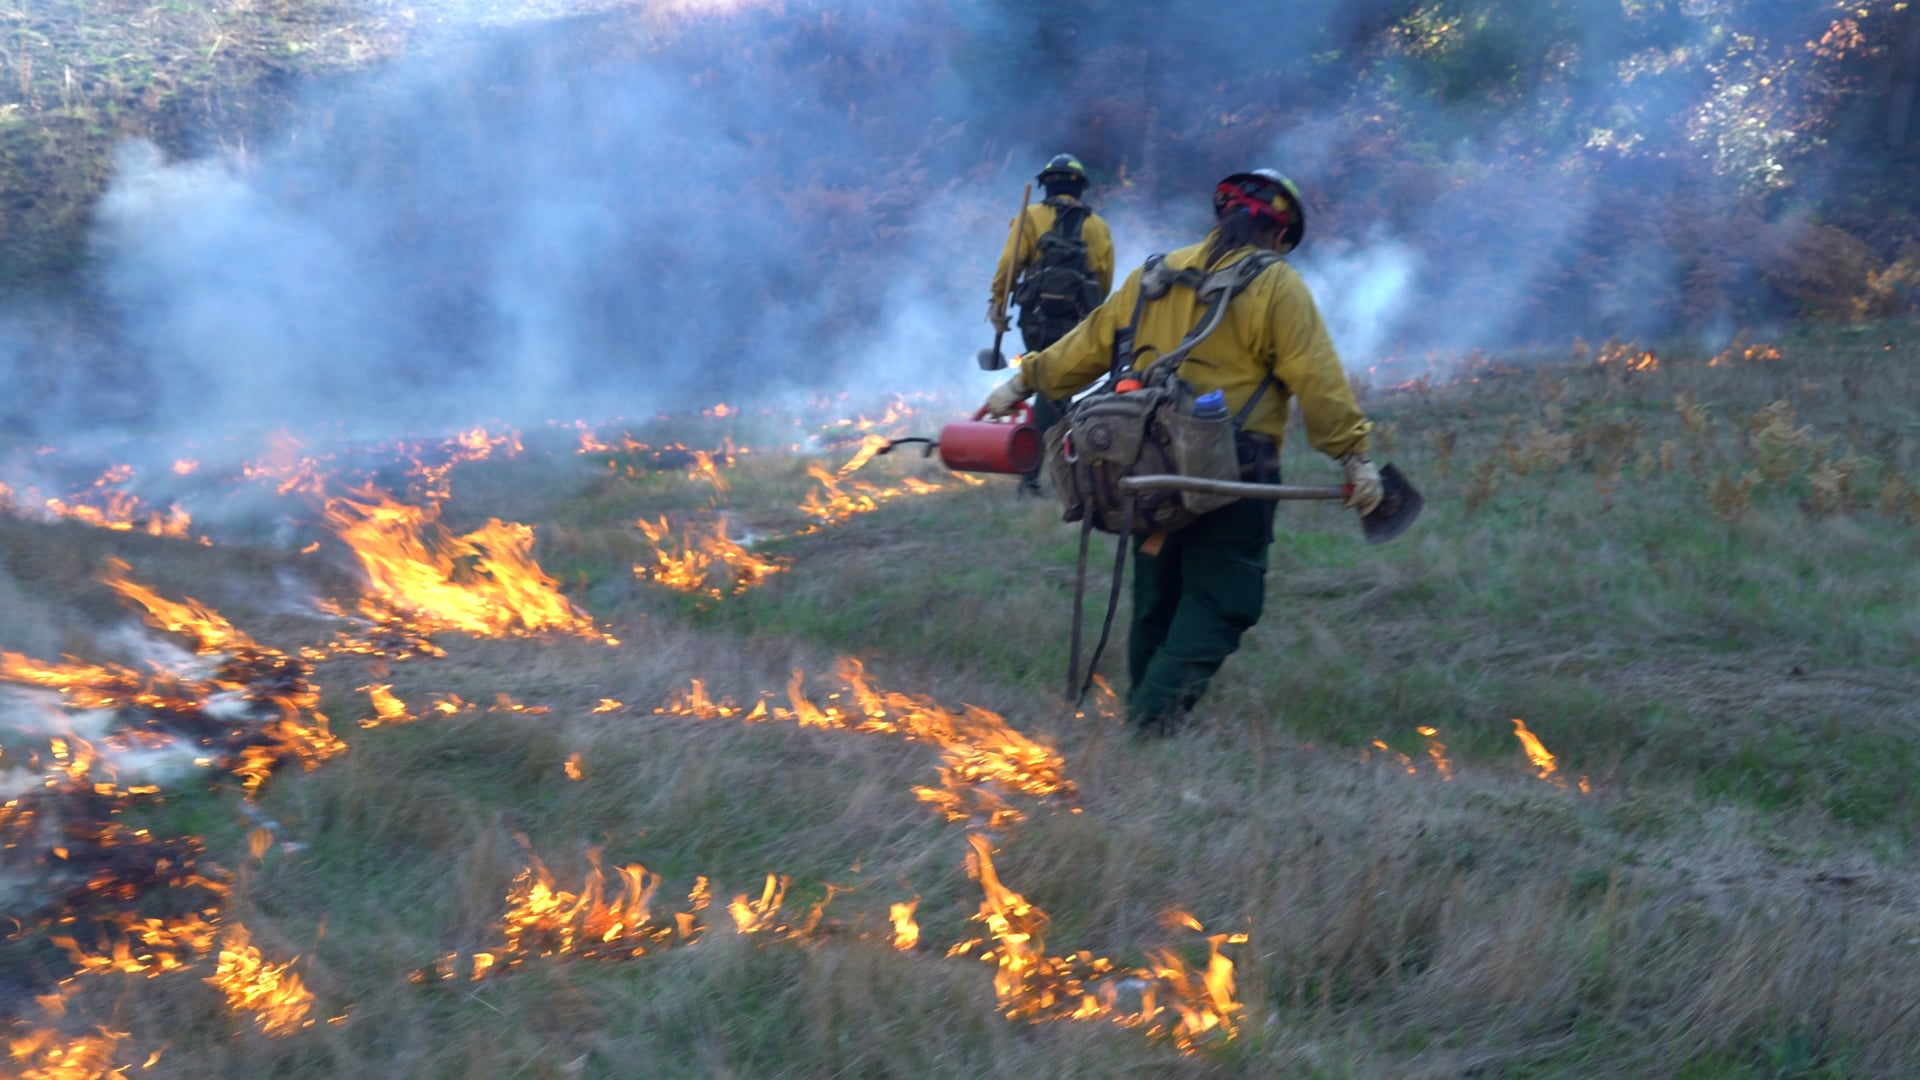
1748;399;1813;484
1709;469;1762;522
1464;458;1501;513
1506;424;1573;476
1676;391;1714;439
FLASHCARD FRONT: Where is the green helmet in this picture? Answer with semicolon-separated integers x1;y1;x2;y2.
1036;154;1089;187
1214;169;1307;253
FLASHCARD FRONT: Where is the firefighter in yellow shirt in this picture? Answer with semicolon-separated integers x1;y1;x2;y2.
981;169;1382;736
988;154;1115;494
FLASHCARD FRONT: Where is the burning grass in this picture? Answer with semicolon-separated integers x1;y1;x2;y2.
1;329;1919;1075
653;658;1075;829
322;485;616;645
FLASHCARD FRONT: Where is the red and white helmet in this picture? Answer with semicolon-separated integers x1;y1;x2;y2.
1213;169;1307;253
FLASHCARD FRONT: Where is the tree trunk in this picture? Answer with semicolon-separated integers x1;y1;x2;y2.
1887;6;1920;149
1137;46;1159;198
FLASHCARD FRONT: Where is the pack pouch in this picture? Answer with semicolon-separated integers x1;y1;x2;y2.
1046;248;1286;537
1047;385;1196;535
1155;392;1240;515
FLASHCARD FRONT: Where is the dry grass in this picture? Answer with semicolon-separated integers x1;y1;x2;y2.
3;326;1920;1077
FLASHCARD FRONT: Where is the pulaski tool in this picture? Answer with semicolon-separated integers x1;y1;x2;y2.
1119;462;1425;544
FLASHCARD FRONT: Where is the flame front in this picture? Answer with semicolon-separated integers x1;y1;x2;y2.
98;557;254;654
1512;718;1565;787
357;684;414;729
421;851;715;982
635;514;786;599
323;486;609;642
7;1025;132;1080
206;923;316;1035
891;898;920;951
654;659;1075;827
961;835;1245;1052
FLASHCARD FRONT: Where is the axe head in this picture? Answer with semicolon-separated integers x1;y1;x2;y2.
976;347;1008;371
1361;463;1424;545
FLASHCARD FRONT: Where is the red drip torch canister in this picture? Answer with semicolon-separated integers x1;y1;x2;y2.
939;402;1042;475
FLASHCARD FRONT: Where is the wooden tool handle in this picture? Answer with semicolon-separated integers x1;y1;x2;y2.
1118;475;1348;501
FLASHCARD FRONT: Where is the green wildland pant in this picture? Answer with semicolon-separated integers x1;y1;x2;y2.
1125;475;1276;737
1021;320;1073;489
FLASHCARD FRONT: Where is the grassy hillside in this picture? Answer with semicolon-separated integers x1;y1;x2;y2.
0;0;647;285
1;322;1917;1077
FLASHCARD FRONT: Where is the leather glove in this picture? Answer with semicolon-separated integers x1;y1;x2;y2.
1340;452;1384;515
986;301;1011;334
982;370;1032;419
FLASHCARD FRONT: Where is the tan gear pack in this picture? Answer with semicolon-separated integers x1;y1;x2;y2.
1044;373;1240;534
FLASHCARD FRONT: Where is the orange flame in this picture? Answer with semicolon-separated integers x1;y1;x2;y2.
1596;340;1660;372
323;486;611;643
52;912;224;978
797;458;979;530
727;874;790;934
205;923;316;1035
577;430;650;455
421;850;715;982
891;897;921;951
654;659;1075;827
7;1025;133;1079
635;515;785;599
962;835;1245;1052
1511;718;1566;788
837;434;893;476
1417;726;1453;780
689;449;730;492
242;432;330;496
1707;339;1782;367
357;684;414;729
0;641;346;797
97;558;255;654
405;426;523;503
38;484;192;538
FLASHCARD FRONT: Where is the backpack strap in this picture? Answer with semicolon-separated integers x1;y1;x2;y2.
1045;197;1089;241
1232;373;1282;428
1110;250;1281;384
1110;256;1206;378
1145;251;1283;382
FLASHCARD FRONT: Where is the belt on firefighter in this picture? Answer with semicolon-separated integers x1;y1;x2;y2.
1235;432;1278;482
